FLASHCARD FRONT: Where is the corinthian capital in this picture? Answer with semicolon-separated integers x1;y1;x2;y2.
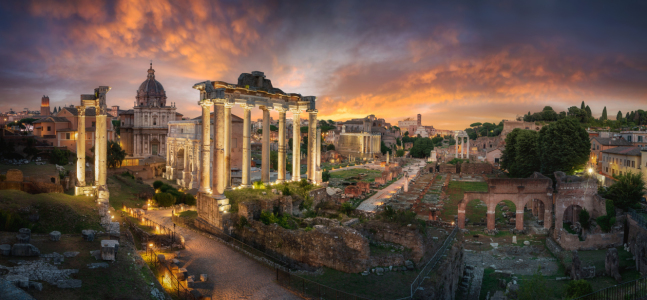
199;99;214;108
240;103;255;110
76;106;86;116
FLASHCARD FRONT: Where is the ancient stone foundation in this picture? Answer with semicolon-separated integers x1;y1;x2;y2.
196;193;232;233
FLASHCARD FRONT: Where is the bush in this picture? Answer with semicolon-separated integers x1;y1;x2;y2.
153;180;164;189
322;170;330;182
183;194;196;206
327;144;335;151
160;184;175;193
260;210;278;225
340;202;354;215
565;279;593;298
154;192;176;207
579;208;590;229
281;185;291;196
253;181;265;189
237;216;249;229
120;171;135;179
597;215;616;232
0;211;30;231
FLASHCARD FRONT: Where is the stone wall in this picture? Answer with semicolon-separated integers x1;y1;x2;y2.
627;214;647;275
554;229;623;251
357;221;426;261
5;169;23;182
460;162;493;174
440;164;457;173
416;233;464;300
308;187;328;208
234;220;370;273
0;169;63;194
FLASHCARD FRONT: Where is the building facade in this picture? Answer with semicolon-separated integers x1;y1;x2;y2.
600;147;641;177
119;63;182;160
619;131;647;148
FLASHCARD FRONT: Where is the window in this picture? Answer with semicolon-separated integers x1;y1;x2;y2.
122;121;124;126
597;145;600;150
632;161;635;168
592;144;595;150
47;126;51;131
65;133;70;140
92;121;96;127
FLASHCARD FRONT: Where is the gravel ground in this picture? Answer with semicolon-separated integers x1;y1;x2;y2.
145;210;301;300
464;244;560;276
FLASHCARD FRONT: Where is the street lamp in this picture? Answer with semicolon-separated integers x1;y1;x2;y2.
588;167;593;174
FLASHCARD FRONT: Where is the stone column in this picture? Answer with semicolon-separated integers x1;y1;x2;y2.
183;144;189;187
76;106;86;186
307;110;317;182
96;107;107;187
291;110;301;181
199;100;213;194
487;209;496;230
224;103;233;189
455;136;458;158
213;103;226;196
241;104;254;187
316;127;321;171
261;107;270;183
277;108;287;183
467;138;470;159
515;210;524;231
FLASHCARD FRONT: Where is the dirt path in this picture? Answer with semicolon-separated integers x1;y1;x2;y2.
145;210;301;300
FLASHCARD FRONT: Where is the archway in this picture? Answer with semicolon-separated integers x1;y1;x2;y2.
529;199;546;226
151;138;160;155
176;148;185;172
563;204;584;234
495;200;517;229
457;198;486;228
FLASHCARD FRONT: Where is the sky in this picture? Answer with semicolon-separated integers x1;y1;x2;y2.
0;0;646;129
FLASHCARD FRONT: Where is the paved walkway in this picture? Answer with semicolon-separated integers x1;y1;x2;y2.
328;162;379;173
144;210;300;300
356;159;427;212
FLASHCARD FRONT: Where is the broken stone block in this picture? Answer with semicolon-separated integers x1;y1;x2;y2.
523;241;530;246
19;228;31;238
11;244;40;257
405;260;414;270
571;250;582;280
177;268;188;281
170;263;179;272
606;248;622;283
63;251;80;257
29;281;43;291
5;275;29;288
189;289;202;299
88;263;110;269
16;233;30;243
82;230;95;241
512;236;517;244
376;267;384;275
101;240;119;261
50;231;61;241
0;244;10;256
200;274;208;282
187;277;195;288
56;279;82;288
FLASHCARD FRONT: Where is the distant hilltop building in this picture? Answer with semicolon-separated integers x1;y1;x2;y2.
118;62;183;162
397;114;451;138
41;95;50;116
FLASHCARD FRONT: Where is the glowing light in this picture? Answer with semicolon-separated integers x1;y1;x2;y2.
149;243;153;248
588;168;593;174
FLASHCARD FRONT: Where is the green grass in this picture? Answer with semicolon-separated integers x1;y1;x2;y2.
300;267;414;300
224;181;319;212
495;200;516;226
107;175;152;210
329;168;383;183
178;210;197;220
0;189;103;233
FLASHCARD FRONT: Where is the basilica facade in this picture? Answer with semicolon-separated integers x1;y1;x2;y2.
119;63;182;160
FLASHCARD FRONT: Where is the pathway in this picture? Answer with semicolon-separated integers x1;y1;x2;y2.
356;159;427;212
144;210;300;300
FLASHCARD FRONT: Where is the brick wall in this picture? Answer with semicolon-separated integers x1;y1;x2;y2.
460;163;493;174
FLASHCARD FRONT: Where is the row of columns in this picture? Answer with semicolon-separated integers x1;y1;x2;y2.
454;135;470;159
198;97;320;199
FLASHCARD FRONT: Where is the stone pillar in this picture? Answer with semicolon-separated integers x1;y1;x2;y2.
458;209;466;229
199;100;213;194
467;138;470;160
515;210;524;231
291;110;301;181
316;127;321;171
261;107;270;183
455;136;458;158
308;110;317;182
277;108;287;183
213;103;226;196
224;103;233;189
76;106;86;186
183;144;189;187
96;107;107;186
241;104;254;187
487;210;496;230
544;209;551;229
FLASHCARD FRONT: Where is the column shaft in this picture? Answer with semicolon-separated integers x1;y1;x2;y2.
316;128;321;170
241;106;252;187
213;103;225;195
467;138;470;159
224;104;232;189
76;107;86;186
261;108;270;183
277;110;287;182
308;111;317;182
199;101;213;194
292;111;301;181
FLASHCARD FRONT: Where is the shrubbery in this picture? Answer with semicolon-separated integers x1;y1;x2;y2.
153;180;164;189
579;208;590;229
597;199;617;232
340;202;354;215
0;211;31;231
379;205;426;234
153;192;176;207
565;279;593;298
259;210;295;229
322;170;330;182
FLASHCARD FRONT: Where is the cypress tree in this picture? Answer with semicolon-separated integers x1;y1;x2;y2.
580;101;585;110
585;105;592;118
601;106;607;121
617;111;622;121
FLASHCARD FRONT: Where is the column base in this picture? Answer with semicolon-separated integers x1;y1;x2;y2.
74;185;95;196
97;185;110;204
240;184;252;189
196;192;232;233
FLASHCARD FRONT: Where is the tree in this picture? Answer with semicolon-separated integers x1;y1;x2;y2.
154;192;176;207
300;126;308;133
107;141;127;168
579;208;590;229
511;130;540;177
396;149;405;157
567;106;588;123
580;101;585;110
153;180;164;189
585;105;592;118
517;267;550;300
538;118;590;175
601;106;607;121
380;141;392;155
49;148;69;165
112;120;120;136
409;138;434;158
404;131;409;137
23;138;40;159
500;128;521;173
600;171;645;210
322;170;330;182
616;111;623;122
470;122;482;136
326;144;335;151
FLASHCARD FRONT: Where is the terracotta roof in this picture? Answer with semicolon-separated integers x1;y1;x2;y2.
592;137;632;146
33;116;70;123
601;146;642;156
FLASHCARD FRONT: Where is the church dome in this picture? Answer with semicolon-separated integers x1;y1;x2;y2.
136;62;167;107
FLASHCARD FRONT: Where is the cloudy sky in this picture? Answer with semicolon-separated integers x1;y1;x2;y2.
1;0;646;129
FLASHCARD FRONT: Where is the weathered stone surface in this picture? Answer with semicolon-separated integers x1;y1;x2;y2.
6;169;24;182
570;250;582;280
634;231;647;276
187;277;195;287
605;248;622;282
56;279;82;288
63;251;79;258
16;233;30;243
200;274;208;282
0;277;36;300
19;228;31;237
405;260;415;270
11;244;40;257
5;274;29;288
2;260;78;285
151;287;165;300
28;281;42;291
49;231;61;241
82;230;95;241
0;244;11;256
101;240;119;261
42;252;65;264
87;263;109;269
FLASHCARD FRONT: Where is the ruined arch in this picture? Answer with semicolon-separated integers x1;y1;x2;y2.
176;148;185;171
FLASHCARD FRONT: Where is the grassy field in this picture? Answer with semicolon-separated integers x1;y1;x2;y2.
0;190;103;233
107;174;153;210
300;267;414;300
329;168;383;183
0;162;76;177
0;233;160;300
439;181;489;222
224;181;319;212
495;200;516;226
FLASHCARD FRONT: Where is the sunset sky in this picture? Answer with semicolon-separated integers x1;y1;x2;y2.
1;0;646;129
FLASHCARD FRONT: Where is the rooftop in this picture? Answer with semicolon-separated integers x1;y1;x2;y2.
591;137;633;146
601;146;642;156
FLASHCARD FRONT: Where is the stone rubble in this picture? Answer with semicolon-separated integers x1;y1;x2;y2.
1;260;78;285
